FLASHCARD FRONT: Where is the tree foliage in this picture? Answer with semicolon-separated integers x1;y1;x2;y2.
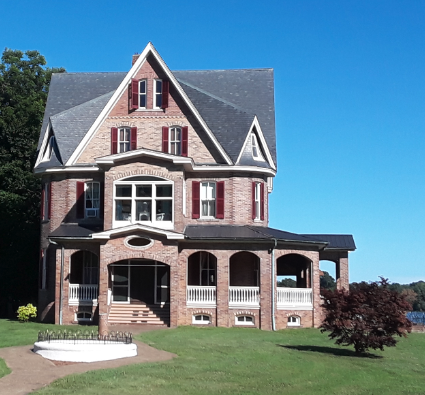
321;278;412;354
277;278;296;287
0;49;65;315
320;271;336;291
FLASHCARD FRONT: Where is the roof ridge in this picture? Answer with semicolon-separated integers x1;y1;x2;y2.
177;79;255;116
54;72;127;75
173;68;273;72
50;91;115;119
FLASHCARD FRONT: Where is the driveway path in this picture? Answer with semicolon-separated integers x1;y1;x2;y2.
0;325;175;395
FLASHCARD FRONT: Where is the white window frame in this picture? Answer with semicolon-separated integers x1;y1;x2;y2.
139;79;147;109
251;133;265;162
235;315;255;326
113;177;174;229
192;314;211;324
42;136;55;162
169;126;182;155
153;79;162;109
118;127;131;153
287;316;301;327
200;182;216;219
254;182;261;221
85;182;100;218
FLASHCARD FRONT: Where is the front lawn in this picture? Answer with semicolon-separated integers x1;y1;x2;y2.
34;326;425;395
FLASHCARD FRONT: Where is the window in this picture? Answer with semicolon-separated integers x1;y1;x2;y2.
76;181;102;219
252;182;264;221
111;127;137;154
192;314;211;324
188;252;216;286
42;136;55;162
114;176;173;228
192;181;224;219
162;126;188;156
85;182;100;218
235;315;254;325
250;133;265;161
75;311;93;322
139;79;147;109
70;251;99;285
287;316;301;327
41;183;51;221
201;182;216;218
154;79;162;109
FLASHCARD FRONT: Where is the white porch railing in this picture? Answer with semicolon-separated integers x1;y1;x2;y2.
229;286;260;308
69;284;98;305
276;287;313;310
187;286;216;306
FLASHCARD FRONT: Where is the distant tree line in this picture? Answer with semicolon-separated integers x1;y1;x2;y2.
278;272;424;311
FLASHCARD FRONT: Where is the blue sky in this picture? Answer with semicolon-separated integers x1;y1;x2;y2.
2;0;424;283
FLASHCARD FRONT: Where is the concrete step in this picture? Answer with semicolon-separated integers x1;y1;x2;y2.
108;303;169;325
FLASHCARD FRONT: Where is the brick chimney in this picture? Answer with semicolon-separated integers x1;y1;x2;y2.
132;53;140;66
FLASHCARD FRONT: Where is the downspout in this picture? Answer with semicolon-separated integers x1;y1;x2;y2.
270;238;277;331
49;239;64;326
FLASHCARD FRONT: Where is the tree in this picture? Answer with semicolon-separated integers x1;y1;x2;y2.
277;278;296;287
321;278;412;354
0;49;65;316
320;271;336;291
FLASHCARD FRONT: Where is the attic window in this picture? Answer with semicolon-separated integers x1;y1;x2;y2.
251;134;260;159
42;136;55;162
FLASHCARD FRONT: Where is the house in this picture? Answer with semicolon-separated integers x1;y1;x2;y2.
34;43;355;330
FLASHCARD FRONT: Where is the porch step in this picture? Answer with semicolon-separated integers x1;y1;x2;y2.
108;303;170;325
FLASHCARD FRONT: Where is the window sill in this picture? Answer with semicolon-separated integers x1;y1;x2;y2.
133;108;164;112
198;218;220;222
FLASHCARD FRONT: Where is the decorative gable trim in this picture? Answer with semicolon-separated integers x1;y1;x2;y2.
91;223;184;240
235;116;276;170
35;121;54;167
66;42;232;166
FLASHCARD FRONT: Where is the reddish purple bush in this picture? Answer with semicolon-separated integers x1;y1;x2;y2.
320;278;412;354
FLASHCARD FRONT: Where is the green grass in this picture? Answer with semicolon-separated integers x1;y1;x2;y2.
32;326;425;395
0;319;96;379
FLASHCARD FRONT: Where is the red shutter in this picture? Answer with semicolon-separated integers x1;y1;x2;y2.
48;182;52;219
192;181;200;219
260;182;265;221
182;126;188;157
161;80;169;109
41;186;45;220
100;182;104;219
131;78;138;110
162;126;169;153
252;182;256;220
130;127;137;150
216;181;225;219
128;82;132;112
111;127;118;154
76;181;85;219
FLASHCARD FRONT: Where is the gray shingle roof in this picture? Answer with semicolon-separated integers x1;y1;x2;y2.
38;68;276;168
174;69;276;165
302;234;356;250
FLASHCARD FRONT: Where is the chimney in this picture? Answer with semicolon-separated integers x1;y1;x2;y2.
132;53;140;66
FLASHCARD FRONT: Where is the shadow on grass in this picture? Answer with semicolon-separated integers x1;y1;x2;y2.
278;344;383;359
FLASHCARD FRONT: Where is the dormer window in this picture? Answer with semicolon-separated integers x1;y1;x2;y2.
251;134;260;159
42;136;55;162
139;80;147;109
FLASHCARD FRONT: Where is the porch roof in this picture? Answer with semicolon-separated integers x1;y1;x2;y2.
49;223;103;239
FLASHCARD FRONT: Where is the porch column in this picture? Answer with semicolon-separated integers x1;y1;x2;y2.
97;246;109;329
336;252;349;290
311;252;321;328
216;254;229;327
259;251;272;330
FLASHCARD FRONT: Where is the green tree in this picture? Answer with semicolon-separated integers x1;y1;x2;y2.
0;49;65;316
320;271;336;291
277;278;296;287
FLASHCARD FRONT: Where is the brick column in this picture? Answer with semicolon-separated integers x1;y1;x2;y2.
336;252;349;290
216;254;229;327
169;257;181;328
260;251;272;330
97;245;109;327
311;252;321;328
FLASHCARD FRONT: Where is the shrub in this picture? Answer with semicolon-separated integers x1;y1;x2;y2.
16;303;37;322
320;278;412;354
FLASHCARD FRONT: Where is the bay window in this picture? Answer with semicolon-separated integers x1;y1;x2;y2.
114;176;173;228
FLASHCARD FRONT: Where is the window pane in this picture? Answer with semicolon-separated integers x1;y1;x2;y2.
116;185;132;197
246;316;253;322
140;95;146;108
201;201;208;216
139;80;146;93
156;200;172;221
156;185;172;197
156;80;162;93
136;185;152;197
115;200;132;220
156;94;162;108
237;316;244;322
208;201;215;217
136;200;151;221
92;183;100;199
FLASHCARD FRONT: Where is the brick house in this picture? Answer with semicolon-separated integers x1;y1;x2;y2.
34;43;355;330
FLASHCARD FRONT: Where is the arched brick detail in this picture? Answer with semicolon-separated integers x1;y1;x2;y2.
103;250;175;267
229;250;261;260
111;167;181;182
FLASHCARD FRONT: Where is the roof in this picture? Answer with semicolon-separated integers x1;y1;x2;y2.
49;223;103;238
37;66;276;168
301;234;356;250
